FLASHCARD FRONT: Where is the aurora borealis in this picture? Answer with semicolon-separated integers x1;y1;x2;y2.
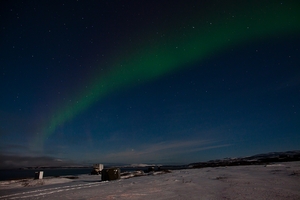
1;1;300;167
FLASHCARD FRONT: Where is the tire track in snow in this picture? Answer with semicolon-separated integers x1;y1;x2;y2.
0;181;108;199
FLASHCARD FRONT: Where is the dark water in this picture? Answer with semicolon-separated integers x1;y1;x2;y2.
0;168;92;181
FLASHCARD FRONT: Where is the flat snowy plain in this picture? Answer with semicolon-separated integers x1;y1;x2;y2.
1;161;299;200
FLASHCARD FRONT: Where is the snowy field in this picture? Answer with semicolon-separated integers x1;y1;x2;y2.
0;161;299;200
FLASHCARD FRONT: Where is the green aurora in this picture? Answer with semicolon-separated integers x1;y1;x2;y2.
39;2;300;144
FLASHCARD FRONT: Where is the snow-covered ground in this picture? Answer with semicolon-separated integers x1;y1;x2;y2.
0;161;299;200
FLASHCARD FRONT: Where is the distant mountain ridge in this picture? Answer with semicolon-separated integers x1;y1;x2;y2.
188;150;300;168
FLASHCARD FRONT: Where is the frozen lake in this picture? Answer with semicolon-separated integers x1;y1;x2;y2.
1;162;300;199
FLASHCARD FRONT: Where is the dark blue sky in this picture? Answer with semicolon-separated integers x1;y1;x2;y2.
1;0;299;168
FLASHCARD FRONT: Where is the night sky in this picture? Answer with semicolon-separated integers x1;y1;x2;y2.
1;0;300;168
